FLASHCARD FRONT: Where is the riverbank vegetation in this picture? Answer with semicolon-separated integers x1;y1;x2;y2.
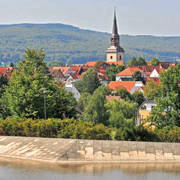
0;49;179;142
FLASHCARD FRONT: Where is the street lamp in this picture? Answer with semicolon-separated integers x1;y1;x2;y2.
43;88;47;120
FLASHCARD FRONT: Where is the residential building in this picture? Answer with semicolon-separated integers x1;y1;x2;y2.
109;81;144;94
136;100;157;126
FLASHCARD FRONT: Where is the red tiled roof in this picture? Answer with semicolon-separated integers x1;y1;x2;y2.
107;62;124;66
0;68;8;74
85;62;97;67
68;73;79;80
0;67;14;78
139;66;157;72
116;67;142;76
71;66;81;75
50;67;70;75
109;81;136;92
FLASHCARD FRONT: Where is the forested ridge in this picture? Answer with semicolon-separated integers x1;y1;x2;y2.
0;23;180;66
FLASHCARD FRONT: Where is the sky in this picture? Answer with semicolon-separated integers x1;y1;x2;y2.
0;0;180;36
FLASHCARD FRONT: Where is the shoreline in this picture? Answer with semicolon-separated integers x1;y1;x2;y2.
0;136;180;164
1;154;180;165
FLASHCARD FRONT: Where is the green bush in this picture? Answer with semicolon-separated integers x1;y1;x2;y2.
155;126;180;142
0;118;111;140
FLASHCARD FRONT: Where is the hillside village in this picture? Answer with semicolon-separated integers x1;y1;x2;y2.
0;11;179;142
0;11;178;125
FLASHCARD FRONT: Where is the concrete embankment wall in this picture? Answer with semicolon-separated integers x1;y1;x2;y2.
0;136;180;163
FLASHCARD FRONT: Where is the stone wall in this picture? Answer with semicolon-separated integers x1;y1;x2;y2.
0;136;179;162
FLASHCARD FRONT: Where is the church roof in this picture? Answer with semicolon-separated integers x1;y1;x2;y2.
112;10;118;36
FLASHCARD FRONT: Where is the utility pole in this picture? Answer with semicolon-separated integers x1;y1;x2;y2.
43;88;47;120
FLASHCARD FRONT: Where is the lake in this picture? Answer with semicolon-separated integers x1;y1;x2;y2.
0;159;180;180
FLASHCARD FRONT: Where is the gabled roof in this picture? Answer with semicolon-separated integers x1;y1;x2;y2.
67;73;79;80
109;81;136;92
50;67;70;75
116;67;142;76
159;62;171;69
70;66;82;75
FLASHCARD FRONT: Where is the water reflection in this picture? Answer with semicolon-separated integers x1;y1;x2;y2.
0;157;180;175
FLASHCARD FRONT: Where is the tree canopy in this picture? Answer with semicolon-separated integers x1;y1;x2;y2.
150;57;160;66
1;49;76;119
75;68;100;94
149;65;180;128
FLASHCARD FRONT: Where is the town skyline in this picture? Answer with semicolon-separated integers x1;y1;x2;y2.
0;0;180;36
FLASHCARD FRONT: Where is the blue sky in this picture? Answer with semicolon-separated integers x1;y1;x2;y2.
0;0;180;36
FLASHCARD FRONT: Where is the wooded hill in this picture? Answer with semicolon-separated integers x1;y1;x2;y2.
0;23;180;66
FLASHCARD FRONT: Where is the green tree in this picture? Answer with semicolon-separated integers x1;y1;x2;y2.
144;80;160;99
132;70;143;81
1;49;76;119
106;99;137;128
137;57;147;66
77;92;91;112
150;57;160;66
115;88;132;101
75;68;100;94
128;57;138;66
0;75;8;98
9;62;15;68
94;60;106;69
82;85;109;125
106;65;125;81
149;65;180;128
46;60;65;67
132;91;145;106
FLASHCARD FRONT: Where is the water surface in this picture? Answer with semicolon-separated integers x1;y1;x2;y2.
0;159;180;180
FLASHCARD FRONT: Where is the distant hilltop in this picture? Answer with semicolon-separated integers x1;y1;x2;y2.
0;23;180;66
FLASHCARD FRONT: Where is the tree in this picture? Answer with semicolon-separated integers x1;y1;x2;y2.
9;62;15;68
150;57;160;66
149;65;180;128
137;57;147;66
75;68;100;94
94;60;106;69
46;60;65;67
115;88;132;101
132;91;145;106
128;57;138;66
144;80;160;99
132;70;143;81
106;65;125;81
0;74;8;98
106;99;137;128
1;49;77;119
82;85;109;125
77;92;91;112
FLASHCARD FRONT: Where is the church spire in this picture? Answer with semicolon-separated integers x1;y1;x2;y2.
112;9;118;35
111;9;120;47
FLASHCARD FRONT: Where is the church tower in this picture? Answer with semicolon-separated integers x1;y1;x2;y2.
106;10;124;64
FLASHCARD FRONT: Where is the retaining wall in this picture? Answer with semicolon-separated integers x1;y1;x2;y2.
0;136;180;162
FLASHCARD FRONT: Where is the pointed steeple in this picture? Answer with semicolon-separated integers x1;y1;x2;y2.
112;9;118;35
111;9;120;47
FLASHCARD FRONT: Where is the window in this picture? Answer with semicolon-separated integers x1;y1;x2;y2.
119;55;121;60
110;56;113;59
